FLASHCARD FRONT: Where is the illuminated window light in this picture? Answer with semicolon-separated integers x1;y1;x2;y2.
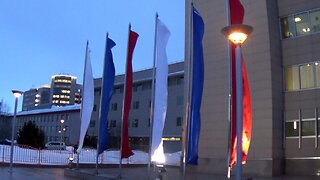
294;17;301;22
294;121;297;130
302;28;310;32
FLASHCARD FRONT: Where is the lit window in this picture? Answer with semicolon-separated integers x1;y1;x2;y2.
285;66;300;91
295;12;310;36
281;16;296;38
315;62;320;87
300;63;315;89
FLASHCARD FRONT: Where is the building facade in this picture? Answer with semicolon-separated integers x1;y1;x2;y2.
15;105;80;145
87;62;184;152
186;0;320;177
22;75;82;111
12;62;184;152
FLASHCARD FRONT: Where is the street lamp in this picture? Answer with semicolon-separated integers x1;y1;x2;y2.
10;90;23;173
221;24;253;180
60;119;65;143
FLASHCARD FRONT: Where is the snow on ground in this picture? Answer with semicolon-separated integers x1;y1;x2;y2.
0;145;181;166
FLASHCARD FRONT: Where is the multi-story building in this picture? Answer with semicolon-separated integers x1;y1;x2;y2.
22;75;82;111
50;75;82;106
15;105;80;145
22;85;51;111
87;62;184;152
13;62;184;152
186;0;320;177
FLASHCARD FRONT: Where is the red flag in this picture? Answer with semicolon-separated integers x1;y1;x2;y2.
121;29;139;158
229;0;252;169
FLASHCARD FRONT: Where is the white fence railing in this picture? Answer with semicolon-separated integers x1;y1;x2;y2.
0;145;180;166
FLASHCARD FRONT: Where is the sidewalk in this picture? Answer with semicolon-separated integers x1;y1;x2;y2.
64;166;320;180
0;166;75;180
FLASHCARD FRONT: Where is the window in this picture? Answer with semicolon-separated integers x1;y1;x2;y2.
94;88;101;96
176;117;182;126
285;66;300;91
177;77;184;85
285;121;299;137
280;9;320;39
310;10;320;32
142;82;151;90
295;12;310;36
281;16;296;38
315;62;320;87
110;120;116;128
301;121;315;136
90;120;96;128
133;101;139;110
177;96;183;106
132;119;139;128
111;103;117;111
300;63;314;89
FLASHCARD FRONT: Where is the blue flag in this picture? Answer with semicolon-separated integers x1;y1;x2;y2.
98;37;116;155
187;6;204;165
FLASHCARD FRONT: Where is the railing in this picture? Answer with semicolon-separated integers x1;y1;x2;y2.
0;145;180;166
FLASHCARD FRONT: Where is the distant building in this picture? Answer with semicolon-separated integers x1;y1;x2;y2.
87;61;184;152
22;75;82;111
0;114;11;141
50;75;82;106
22;85;51;111
16;105;80;145
13;62;184;152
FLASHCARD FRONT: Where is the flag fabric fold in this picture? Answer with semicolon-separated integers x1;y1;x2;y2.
187;6;205;165
151;18;170;164
98;37;116;155
77;41;94;154
121;29;139;159
229;0;252;169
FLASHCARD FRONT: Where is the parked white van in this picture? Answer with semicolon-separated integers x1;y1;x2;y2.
45;141;66;150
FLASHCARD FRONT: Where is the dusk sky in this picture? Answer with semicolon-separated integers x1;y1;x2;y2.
0;0;185;112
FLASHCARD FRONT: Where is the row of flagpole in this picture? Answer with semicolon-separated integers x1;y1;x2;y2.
75;0;252;179
75;12;174;177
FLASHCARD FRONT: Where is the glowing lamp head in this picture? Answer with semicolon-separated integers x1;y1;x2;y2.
221;24;253;45
228;32;248;44
60;119;65;124
12;90;23;98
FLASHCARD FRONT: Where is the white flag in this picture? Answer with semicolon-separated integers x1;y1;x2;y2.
77;41;94;154
151;18;170;164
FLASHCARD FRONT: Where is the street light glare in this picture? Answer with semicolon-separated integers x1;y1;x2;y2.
60;119;65;124
228;32;248;44
12;90;23;98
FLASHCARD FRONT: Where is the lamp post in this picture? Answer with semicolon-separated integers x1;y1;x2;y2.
9;90;23;173
59;119;65;153
222;24;253;180
60;119;65;142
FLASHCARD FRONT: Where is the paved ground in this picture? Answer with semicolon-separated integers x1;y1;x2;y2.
65;166;320;180
0;166;75;180
0;166;319;180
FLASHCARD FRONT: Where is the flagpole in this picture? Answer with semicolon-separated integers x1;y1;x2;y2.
96;33;109;174
182;0;193;176
77;40;89;170
119;23;131;179
235;44;243;180
148;13;158;174
225;0;233;178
